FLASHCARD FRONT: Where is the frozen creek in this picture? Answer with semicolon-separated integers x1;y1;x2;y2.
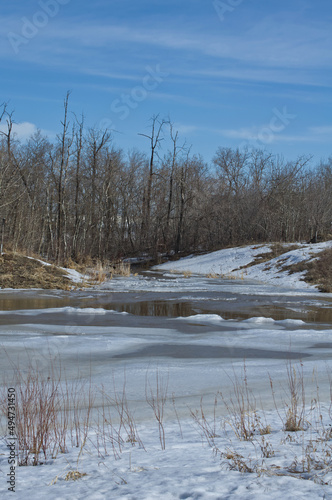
0;271;331;415
1;271;332;499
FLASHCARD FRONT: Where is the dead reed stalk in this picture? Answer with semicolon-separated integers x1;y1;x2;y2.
145;370;169;450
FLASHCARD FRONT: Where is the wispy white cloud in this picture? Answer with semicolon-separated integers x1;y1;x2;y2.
218;124;332;144
0;122;37;140
34;19;331;69
2;15;332;80
0;122;55;141
0;1;331;164
180;67;332;89
150;122;325;145
309;125;332;136
172;124;201;135
66;24;331;73
219;127;264;140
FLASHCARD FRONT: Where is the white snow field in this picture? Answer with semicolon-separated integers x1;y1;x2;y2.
155;241;332;290
0;243;331;499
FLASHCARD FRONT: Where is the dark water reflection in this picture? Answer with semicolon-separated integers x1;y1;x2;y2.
109;301;194;317
0;275;331;326
0;293;81;311
109;301;332;323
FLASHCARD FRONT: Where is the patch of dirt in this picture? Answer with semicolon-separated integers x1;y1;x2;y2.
0;253;74;290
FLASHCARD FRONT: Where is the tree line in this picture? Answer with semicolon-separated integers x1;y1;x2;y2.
1;96;331;264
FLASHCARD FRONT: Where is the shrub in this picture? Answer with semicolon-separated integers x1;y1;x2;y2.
0;357;94;466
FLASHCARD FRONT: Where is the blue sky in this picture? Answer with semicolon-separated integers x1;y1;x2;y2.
1;0;332;164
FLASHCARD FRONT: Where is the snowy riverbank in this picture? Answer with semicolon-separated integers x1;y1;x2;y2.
0;245;331;498
155;241;332;291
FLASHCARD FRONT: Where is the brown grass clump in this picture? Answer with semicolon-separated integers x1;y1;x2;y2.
0;252;73;290
219;364;261;441
270;361;306;432
222;449;257;473
64;470;87;481
88;260;107;283
62;257;88;274
81;259;131;284
111;262;131;277
259;424;272;435
283;248;332;293
234;243;300;272
206;273;219;279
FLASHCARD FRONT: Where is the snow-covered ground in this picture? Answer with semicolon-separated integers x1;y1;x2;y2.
0;245;332;498
155;241;332;290
2;405;332;499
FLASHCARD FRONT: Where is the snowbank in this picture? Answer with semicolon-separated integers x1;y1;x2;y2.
155;241;332;290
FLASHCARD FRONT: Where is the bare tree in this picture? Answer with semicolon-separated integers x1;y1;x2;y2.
138;115;168;248
86;126;111;256
53;91;74;263
72;113;85;259
164;123;186;247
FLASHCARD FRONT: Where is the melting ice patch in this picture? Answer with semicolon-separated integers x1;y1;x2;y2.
243;317;275;324
0;307;128;316
176;314;225;324
243;317;306;326
175;314;307;329
277;319;306;326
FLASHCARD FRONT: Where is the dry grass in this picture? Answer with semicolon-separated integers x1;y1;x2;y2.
84;260;131;284
189;395;220;449
259;436;275;458
235;243;300;272
145;370;169;450
0;252;73;290
62;257;89;274
64;470;87;481
168;269;192;277
97;373;144;458
220;273;237;280
270;361;306;432
283;248;332;293
0;251;132;290
0;356;94;466
2;353;332;493
219;364;332;484
221;449;258;473
111;262;131;277
219;364;263;441
88;260;107;284
190;364;272;457
259;424;272;435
